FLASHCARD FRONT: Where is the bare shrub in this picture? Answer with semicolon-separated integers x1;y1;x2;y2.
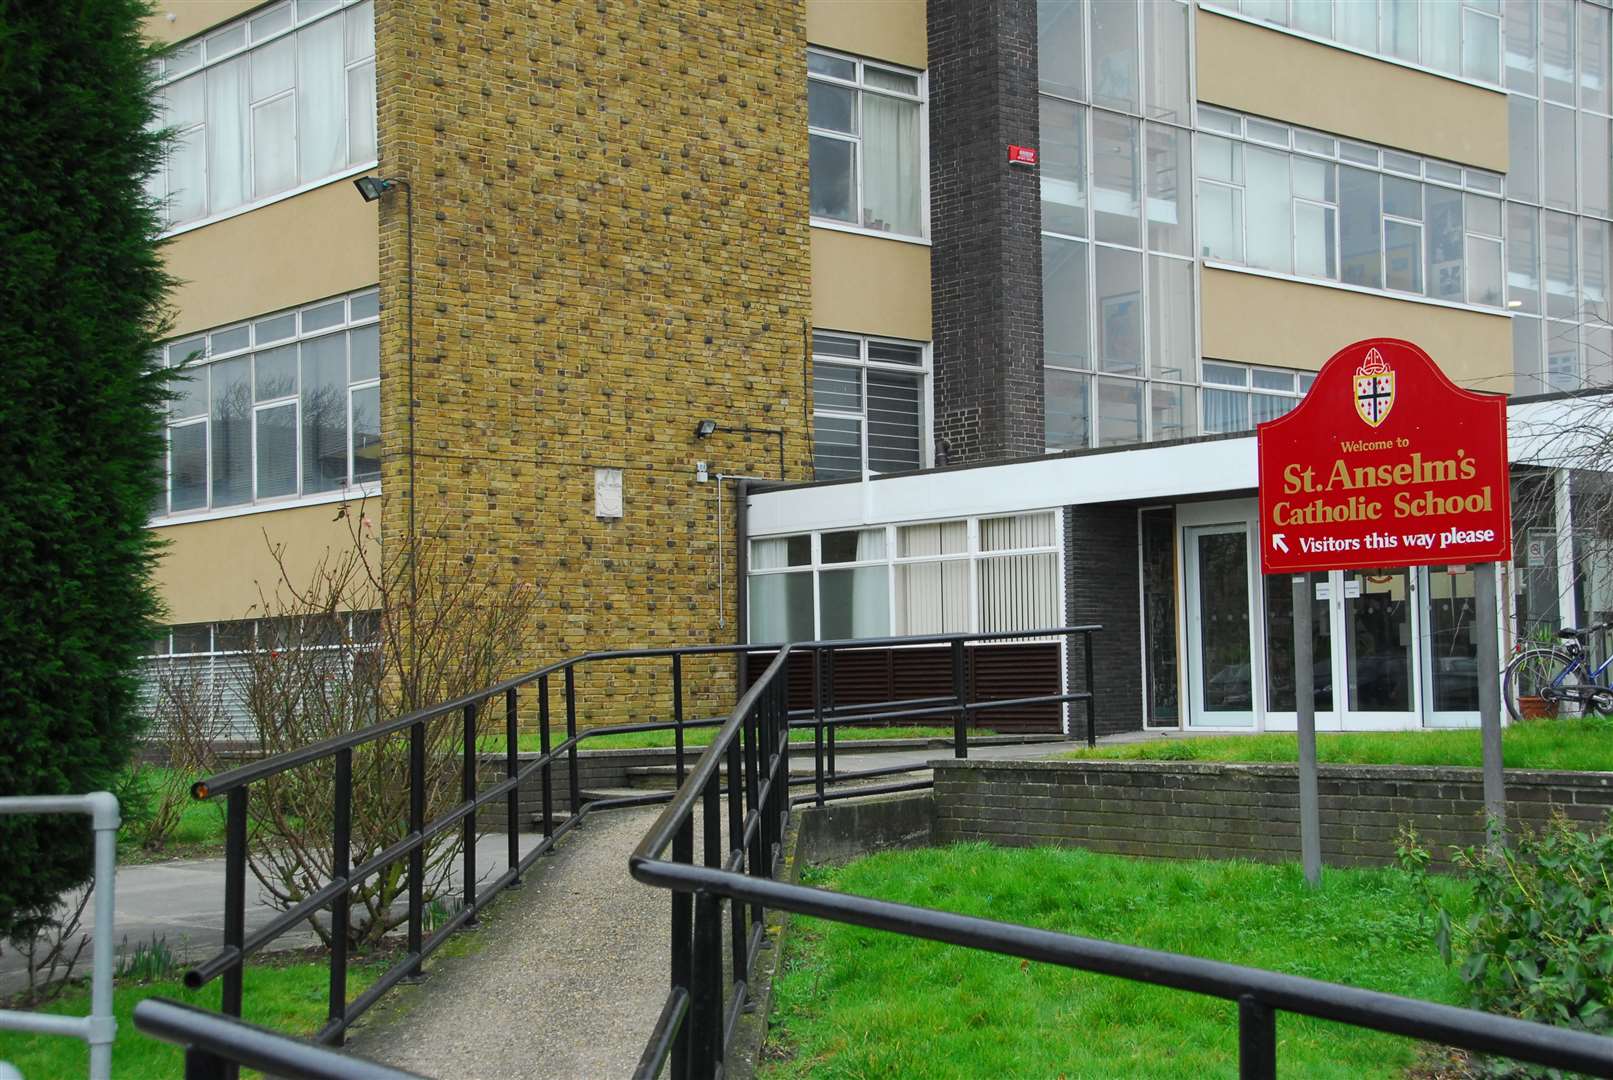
2;886;91;1006
235;501;537;952
126;664;230;852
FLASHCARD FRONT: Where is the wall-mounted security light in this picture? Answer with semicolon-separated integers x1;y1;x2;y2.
694;419;718;439
352;175;398;202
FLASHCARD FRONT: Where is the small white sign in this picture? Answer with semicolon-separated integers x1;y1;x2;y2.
1343;578;1363;599
1313;582;1331;601
594;467;623;519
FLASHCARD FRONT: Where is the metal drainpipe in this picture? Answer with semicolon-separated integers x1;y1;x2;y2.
735;477;751;691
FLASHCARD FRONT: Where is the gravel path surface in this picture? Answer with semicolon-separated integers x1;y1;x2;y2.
349;807;669;1080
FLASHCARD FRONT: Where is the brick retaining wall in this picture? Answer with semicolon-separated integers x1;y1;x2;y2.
933;759;1613;869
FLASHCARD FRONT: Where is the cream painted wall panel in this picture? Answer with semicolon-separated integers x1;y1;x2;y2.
811;228;931;340
806;0;926;68
146;1;263;45
152;503;378;624
164;179;379;336
1201;267;1512;392
1197;11;1507;171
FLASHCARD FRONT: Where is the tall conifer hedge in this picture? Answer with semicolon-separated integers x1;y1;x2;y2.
0;0;171;940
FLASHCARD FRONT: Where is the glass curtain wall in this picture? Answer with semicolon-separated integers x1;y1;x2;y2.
1038;0;1199;450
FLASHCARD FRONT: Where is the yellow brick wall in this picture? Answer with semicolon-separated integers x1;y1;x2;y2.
372;0;813;721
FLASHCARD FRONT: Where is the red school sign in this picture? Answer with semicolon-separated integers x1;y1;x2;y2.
1256;338;1511;575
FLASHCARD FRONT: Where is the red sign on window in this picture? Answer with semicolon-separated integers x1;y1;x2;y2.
1007;144;1038;166
1256;338;1511;575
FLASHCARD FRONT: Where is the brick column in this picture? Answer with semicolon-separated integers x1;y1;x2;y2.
1065;505;1143;735
927;0;1044;465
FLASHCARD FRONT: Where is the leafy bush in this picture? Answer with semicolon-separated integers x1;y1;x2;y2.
1402;814;1613;1075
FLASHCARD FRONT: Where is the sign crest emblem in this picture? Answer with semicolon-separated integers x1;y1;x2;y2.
1353;348;1395;428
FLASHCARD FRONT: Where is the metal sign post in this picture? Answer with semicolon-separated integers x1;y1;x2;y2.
1292;574;1322;886
1475;564;1505;843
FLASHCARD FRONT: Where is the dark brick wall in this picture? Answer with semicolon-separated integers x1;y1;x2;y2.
928;0;1044;464
935;759;1613;869
1065;505;1143;736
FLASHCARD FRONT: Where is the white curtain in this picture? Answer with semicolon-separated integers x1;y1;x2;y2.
895;560;968;634
980;512;1055;553
206;56;248;214
299;16;346;182
750;537;793;570
861;94;920;236
979;553;1059;634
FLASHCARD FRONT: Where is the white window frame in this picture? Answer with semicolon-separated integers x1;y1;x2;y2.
807;46;930;242
811;330;932;481
1199;360;1315;434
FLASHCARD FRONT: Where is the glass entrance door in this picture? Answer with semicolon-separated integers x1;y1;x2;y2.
1422;565;1481;726
1185;525;1255;727
1262;571;1340;730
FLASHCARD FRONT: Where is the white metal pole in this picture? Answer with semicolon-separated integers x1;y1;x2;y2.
1293;574;1321;886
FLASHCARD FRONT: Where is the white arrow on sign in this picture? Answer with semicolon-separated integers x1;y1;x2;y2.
1272;533;1289;554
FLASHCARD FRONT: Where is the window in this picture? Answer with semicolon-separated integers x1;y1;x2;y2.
156;290;381;518
140;612;379;738
1197;107;1505;309
148;1;377;230
807;48;925;239
1201;361;1315;434
1205;0;1501;86
811;331;928;480
747;513;1060;642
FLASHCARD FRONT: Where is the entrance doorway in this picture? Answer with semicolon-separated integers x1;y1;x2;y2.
1184;523;1256;727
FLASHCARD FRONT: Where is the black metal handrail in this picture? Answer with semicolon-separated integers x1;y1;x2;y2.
173;625;1100;1076
629;639;1613;1078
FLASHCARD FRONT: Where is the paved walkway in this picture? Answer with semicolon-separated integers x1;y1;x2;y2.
347;807;669;1079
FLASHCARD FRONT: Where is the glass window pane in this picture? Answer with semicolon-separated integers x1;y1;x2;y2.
1242;0;1286;24
211;326;249;355
867;341;922;366
1425;184;1463;302
861;94;922;235
1197;107;1239;136
169;364;208;421
812;362;861;412
1251;369;1295;392
752;535;811;568
1090;0;1138;112
1382;0;1418;61
1291;0;1329;36
1544;104;1577;211
301;335;348;492
1295;201;1336;279
1336;0;1377;51
1547;321;1580;392
295;5;343;180
1039;97;1086;237
1384;220;1423;293
978;553;1060;634
1250;392;1296;425
1583;218;1610;321
807;81;855;133
251;3;293;39
1508;203;1541;314
1294;130;1334;158
250;36;294;97
1291;157;1334;202
822;529;887;563
256;312;297;343
1382;150;1420;176
255;402;298;498
345;0;374;60
168;122;207;225
1339;140;1378;166
1465;193;1501;237
812;332;861;360
1466;235;1502;308
1202;387;1248;434
898;520;967;557
812;414;861;480
1148;255;1193;382
1150;382;1194;442
251;94;296;197
303;301;345;332
170;423;208;512
981;512;1056;551
209;356;252;506
866;371;922;474
809;134;855;222
349;322;380;382
1505;0;1537;92
1203;362;1246;387
1145;124;1191;255
1339;167;1381;288
1421;0;1460;75
1581;5;1610;113
894;560;969;635
350;290;379;321
1246;118;1289;147
1244;146;1292;273
1042;236;1089;369
1198;182;1243;262
1545;210;1578;318
1044;368;1089;451
1582;115;1610;221
1513;315;1544;395
254;343;297;400
1095;246;1142;375
1543;0;1576;103
1584;323;1613;390
1462;10;1500;83
864;66;918;96
348;59;377;165
1095;376;1143;447
172;623;212;654
820;566;890;639
807;50;856;82
1143;0;1189;123
1092;111;1141;246
1425;160;1462;185
351;383;380;483
206;56;248;214
749;572;814;642
1382;175;1421;219
1037;0;1084;101
1197;133;1240;184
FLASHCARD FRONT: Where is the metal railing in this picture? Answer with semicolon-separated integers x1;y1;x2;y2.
0;792;120;1080
629;638;1613;1079
165;626;1097;1075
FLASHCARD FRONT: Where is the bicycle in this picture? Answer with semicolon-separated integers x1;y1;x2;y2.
1502;623;1613;722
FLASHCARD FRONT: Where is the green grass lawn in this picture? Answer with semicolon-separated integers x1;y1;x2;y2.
1059;716;1613;772
0;957;382;1079
115;766;228;860
763;845;1470;1079
479;723;987;753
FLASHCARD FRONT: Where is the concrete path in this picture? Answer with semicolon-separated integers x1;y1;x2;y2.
347;807;669;1080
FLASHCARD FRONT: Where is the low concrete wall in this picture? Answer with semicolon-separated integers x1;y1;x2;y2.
795;793;936;866
933;759;1613;869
